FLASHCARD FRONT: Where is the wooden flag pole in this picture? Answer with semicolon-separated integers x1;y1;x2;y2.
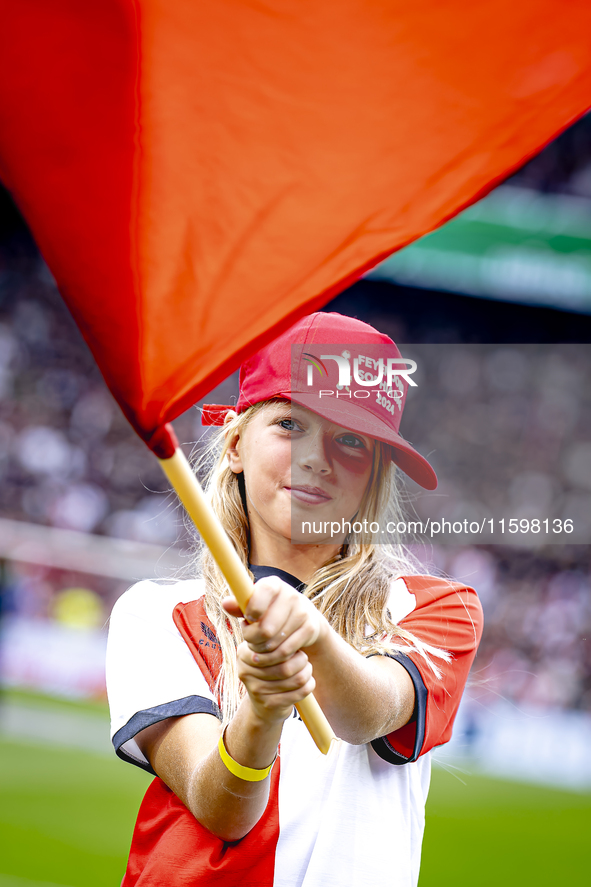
158;447;337;755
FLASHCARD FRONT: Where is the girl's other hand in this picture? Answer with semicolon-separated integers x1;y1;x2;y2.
221;576;327;724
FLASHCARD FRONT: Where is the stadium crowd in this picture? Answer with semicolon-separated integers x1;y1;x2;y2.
0;251;199;544
510;110;591;197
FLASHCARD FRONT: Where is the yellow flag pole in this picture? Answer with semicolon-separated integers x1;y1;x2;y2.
158;446;336;755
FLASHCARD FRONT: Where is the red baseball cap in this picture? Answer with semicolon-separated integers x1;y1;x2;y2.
202;312;437;490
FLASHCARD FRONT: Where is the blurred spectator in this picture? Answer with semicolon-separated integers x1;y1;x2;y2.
510;110;591;196
52;587;104;631
433;545;591;713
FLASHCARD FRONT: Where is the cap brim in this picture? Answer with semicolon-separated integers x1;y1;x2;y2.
290;392;438;490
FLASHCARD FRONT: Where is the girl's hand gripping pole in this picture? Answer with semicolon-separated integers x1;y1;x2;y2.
157;444;336;755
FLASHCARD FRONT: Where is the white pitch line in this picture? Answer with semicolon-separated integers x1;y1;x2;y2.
0;701;111;755
0;874;77;887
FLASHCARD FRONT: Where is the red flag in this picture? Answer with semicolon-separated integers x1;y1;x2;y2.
0;1;590;455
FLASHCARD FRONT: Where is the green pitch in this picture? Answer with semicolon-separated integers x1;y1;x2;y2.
420;766;591;886
0;733;590;886
0;736;149;887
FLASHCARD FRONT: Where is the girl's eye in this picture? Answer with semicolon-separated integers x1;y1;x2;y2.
278;417;300;432
337;433;366;449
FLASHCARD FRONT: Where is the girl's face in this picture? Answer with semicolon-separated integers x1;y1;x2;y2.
226;401;375;558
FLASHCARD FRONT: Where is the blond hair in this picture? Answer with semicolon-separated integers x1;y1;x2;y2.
192;401;449;725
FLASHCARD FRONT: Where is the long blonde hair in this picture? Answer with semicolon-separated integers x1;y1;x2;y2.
193;401;449;725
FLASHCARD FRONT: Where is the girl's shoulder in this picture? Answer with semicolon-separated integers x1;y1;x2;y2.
110;577;206;624
386;575;419;623
388;573;482;625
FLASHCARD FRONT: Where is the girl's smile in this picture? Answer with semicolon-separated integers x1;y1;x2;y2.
286;484;333;505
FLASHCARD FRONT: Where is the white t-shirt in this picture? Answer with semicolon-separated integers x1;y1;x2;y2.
106;569;482;887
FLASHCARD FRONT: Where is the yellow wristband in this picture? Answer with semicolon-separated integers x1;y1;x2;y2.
217;730;276;782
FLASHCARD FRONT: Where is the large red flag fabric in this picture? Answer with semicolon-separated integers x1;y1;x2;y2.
0;1;590;455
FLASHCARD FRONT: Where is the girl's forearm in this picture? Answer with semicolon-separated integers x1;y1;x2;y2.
304;623;415;744
146;701;284;842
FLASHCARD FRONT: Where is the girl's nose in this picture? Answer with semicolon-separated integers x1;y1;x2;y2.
298;433;332;474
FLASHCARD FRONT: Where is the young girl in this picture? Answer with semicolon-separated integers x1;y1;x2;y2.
106;311;483;887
